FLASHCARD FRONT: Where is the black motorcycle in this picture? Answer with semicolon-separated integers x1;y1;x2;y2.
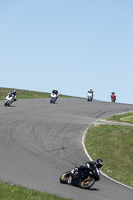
60;167;100;189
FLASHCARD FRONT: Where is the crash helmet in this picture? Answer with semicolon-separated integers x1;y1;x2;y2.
95;159;103;168
13;90;16;95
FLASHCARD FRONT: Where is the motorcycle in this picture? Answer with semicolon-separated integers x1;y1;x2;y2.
50;93;57;103
60;167;100;189
87;92;93;102
4;94;14;106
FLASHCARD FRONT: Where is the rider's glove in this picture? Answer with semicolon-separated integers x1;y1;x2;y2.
74;166;79;172
71;166;79;174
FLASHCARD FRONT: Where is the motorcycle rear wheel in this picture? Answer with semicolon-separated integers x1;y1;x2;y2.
60;171;72;184
79;176;95;189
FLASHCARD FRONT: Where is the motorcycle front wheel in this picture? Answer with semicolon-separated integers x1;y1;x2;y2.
79;176;95;189
50;99;53;103
4;102;8;106
59;171;72;184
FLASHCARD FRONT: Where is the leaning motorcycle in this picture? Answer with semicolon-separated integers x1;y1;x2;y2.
50;93;57;103
4;94;14;106
87;92;93;102
60;167;100;189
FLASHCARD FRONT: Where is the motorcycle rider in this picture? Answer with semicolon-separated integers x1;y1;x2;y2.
8;90;17;102
87;91;93;101
11;90;17;101
88;88;94;99
111;91;116;102
11;90;16;96
6;90;17;103
70;159;103;182
52;88;59;98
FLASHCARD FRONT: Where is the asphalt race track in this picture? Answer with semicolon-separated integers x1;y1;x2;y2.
0;98;133;200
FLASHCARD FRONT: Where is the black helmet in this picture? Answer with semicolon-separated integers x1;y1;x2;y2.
95;159;103;168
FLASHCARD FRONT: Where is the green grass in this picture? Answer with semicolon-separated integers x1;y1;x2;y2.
106;112;133;124
1;87;133;195
85;124;133;187
0;87;77;100
0;180;72;200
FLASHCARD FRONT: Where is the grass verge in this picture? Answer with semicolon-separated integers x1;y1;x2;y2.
85;124;133;187
106;112;133;124
0;180;72;200
0;87;76;100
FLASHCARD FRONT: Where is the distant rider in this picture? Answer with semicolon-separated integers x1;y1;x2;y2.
52;89;59;98
111;91;116;102
11;90;17;101
88;88;94;99
71;159;103;181
6;90;17;102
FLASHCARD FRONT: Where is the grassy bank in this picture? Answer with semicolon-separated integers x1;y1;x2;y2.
0;180;72;200
106;112;133;124
85;124;133;187
0;87;75;100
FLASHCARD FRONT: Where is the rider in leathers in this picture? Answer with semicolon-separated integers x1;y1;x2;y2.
110;91;116;102
52;89;59;99
88;88;94;99
71;159;103;181
11;90;17;101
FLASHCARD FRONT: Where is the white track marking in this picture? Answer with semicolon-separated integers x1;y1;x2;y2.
82;113;133;190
